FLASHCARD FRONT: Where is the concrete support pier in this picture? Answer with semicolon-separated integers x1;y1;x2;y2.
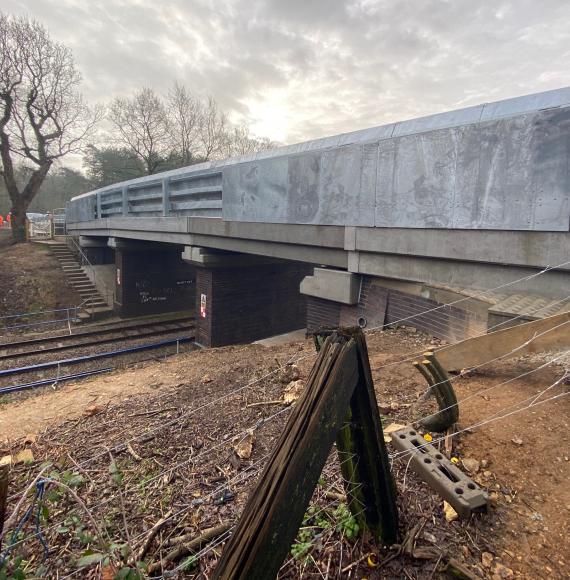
183;247;310;347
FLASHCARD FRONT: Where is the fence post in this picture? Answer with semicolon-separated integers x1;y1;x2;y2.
212;328;398;580
0;458;9;549
315;329;398;542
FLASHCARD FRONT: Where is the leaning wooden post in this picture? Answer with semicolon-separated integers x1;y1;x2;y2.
316;328;399;543
212;328;398;580
213;330;361;580
0;457;10;550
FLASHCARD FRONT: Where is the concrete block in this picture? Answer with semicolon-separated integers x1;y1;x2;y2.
181;246;279;267
300;268;360;305
391;426;488;518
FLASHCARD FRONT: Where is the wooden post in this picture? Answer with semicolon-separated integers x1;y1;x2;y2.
0;457;10;550
317;329;398;543
212;328;398;580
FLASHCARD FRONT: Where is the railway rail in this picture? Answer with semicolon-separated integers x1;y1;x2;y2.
0;315;196;397
0;316;195;362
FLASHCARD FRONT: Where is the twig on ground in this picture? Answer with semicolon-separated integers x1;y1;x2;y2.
131;509;173;564
147;522;231;573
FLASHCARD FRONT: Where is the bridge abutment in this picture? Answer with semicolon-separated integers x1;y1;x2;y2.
301;268;488;342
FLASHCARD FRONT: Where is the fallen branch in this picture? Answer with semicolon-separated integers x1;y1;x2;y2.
323;491;346;503
126;443;143;461
127;407;178;418
245;400;283;408
441;557;480;580
147;522;231;574
131;509;173;564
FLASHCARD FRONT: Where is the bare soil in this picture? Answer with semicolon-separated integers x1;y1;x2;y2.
0;234;80;322
1;328;568;579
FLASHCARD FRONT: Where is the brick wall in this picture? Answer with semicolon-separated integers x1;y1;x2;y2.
195;268;212;346
306;276;486;342
115;249;196;317
306;297;341;333
196;263;312;347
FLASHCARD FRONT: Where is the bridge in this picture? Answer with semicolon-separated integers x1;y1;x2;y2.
66;87;570;347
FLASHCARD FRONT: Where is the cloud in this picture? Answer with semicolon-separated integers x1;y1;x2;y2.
2;0;570;145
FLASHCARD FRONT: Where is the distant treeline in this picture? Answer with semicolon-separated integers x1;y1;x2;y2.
0;144;213;215
0;82;277;216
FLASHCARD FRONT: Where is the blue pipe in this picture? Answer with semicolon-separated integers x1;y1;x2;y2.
0;336;192;377
0;368;113;396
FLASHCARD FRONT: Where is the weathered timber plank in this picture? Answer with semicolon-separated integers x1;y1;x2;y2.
347;330;399;542
314;328;399;542
435;312;570;371
213;333;360;580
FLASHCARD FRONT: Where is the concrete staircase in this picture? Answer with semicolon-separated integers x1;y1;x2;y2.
51;243;113;322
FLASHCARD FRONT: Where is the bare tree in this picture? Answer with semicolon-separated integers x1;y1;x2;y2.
198;96;228;160
168;81;203;165
221;123;276;158
0;13;100;242
109;87;170;175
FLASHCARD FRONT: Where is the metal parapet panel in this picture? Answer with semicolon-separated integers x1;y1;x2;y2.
68;87;570;232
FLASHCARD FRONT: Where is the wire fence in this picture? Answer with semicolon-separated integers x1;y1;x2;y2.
0;307;81;334
2;257;570;576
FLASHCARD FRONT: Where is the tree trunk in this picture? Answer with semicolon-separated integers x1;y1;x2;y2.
5;163;51;244
10;200;28;243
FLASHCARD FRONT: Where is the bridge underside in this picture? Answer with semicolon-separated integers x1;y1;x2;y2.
66;217;570;347
64;89;570;346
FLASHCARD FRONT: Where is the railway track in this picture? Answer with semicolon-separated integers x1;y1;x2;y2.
0;316;196;395
0;316;195;362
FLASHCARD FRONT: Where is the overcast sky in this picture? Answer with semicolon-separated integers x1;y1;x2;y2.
4;0;570;145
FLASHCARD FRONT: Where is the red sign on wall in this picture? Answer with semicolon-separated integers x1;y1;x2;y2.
200;293;207;318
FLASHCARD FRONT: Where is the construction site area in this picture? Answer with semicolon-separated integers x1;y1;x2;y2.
1;88;570;580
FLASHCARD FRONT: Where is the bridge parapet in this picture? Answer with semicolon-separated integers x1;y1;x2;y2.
68;87;570;233
67;168;223;222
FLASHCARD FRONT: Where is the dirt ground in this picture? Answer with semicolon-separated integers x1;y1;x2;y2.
0;233;80;321
1;328;569;579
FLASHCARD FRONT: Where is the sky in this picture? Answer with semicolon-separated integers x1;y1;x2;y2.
3;0;570;146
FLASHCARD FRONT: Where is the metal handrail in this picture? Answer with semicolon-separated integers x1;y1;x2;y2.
0;306;81;333
66;235;114;309
0;306;79;321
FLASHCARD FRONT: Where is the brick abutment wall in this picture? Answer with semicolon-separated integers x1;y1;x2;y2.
115;248;196;317
307;277;486;342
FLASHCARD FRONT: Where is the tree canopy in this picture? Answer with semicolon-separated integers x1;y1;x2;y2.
0;12;99;240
